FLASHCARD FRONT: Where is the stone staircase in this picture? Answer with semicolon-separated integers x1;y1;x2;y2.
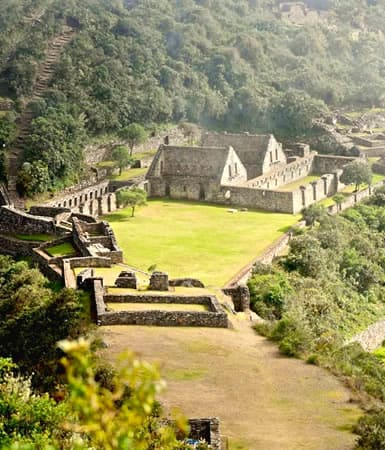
7;26;75;209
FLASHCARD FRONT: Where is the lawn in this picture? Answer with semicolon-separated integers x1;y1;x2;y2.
109;167;148;181
45;242;77;257
278;175;320;192
12;233;54;242
103;199;299;286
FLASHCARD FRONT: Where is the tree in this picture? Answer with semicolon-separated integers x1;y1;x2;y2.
119;124;147;156
340;161;372;191
116;187;147;217
179;122;200;144
0;115;16;147
17;160;50;196
301;203;327;227
332;193;345;211
111;145;133;175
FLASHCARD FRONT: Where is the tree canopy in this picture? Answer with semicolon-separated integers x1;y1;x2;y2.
340;160;372;190
116;187;147;217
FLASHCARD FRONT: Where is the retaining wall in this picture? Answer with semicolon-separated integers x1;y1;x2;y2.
98;292;228;328
0;206;58;234
0;235;41;257
98;309;228;328
313;155;356;174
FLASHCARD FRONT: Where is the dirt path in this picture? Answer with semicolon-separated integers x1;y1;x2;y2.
101;317;361;450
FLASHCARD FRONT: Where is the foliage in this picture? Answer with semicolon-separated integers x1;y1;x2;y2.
0;256;88;388
118;124;147;156
57;338;192;450
301;203;327;227
3;0;385;146
17;160;50;196
355;409;385;449
247;270;293;320
23;105;87;193
340;161;372;191
116;187;147;217
249;201;385;443
0;115;16;147
332;193;345;209
111;146;133;175
0;357;69;448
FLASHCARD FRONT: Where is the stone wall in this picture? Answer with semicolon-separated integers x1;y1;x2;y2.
67;256;112;269
0;206;59;234
245;153;315;190
188;418;222;450
98;293;228;328
43;180;117;217
29;206;71;221
350;135;381;147
72;218;123;263
98;309;228;328
312;155;355;174
222;285;250;312
348;318;385;351
290;173;338;213
31;248;63;284
360;146;385;157
0;235;40;257
83;127;189;165
215;186;295;213
104;294;216;309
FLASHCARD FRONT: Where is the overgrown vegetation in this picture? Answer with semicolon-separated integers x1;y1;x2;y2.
3;0;385;192
0;255;88;389
249;187;385;447
0;255;205;448
0;339;202;449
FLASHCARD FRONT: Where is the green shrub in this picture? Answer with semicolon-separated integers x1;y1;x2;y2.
355;409;385;449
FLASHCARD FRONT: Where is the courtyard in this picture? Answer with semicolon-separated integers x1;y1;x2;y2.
103;199;299;286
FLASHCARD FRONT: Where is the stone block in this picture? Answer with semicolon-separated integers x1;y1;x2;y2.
149;271;169;291
115;271;137;289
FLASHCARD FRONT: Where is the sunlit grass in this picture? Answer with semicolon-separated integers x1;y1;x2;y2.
45;242;77;257
278;175;320;192
103;199;299;286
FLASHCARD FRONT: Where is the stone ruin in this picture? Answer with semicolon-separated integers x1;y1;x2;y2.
146;131;360;214
114;271;137;289
149;271;169;291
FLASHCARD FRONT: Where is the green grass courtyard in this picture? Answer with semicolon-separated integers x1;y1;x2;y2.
104;199;299;286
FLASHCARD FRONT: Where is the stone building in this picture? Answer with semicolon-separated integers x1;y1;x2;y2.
146;132;357;213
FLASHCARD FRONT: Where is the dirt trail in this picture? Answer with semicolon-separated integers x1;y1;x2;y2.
101;317;361;450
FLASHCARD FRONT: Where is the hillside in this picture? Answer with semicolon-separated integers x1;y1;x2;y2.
1;0;385;192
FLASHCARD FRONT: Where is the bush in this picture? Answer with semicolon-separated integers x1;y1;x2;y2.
355;409;385;449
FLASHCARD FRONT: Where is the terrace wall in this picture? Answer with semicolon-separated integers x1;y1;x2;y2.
98;292;228;328
0;235;40;257
98;309;228;328
0;206;60;234
312;155;355;174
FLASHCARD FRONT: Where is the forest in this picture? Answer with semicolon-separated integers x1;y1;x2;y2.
1;0;385;191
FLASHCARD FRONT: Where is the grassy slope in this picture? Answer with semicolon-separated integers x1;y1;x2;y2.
104;199;299;286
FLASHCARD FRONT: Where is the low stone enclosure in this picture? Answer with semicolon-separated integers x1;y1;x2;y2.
91;287;229;328
146;132;360;213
